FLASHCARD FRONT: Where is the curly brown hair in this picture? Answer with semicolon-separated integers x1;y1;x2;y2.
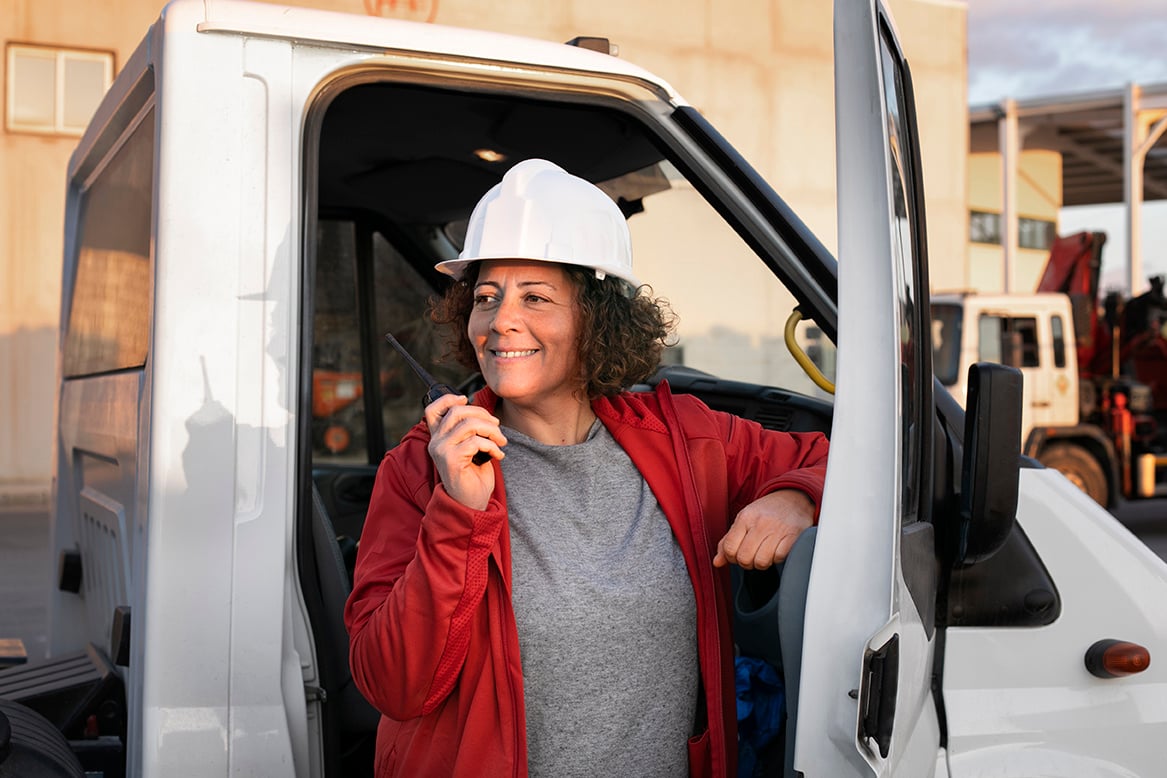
429;261;677;399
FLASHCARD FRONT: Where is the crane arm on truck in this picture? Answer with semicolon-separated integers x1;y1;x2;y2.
1036;231;1107;374
1025;230;1167;502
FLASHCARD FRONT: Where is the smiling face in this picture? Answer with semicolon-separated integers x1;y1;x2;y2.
468;260;586;416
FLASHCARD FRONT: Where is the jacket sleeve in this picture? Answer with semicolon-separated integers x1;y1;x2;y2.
343;435;507;720
713;406;830;520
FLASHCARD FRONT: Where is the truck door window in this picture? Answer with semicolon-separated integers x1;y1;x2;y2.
313;219;366;462
1013;317;1040;366
369;230;465;445
978;316;1004;363
977;315;1039;368
1051;314;1066;368
312;218;463;462
620;162;834;394
879;30;927;524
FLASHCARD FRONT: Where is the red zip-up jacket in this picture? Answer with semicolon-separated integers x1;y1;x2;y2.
344;382;829;777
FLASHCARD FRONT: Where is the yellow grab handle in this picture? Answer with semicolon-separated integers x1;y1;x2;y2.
784;309;835;395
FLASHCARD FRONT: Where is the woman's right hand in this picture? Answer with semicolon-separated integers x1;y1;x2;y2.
425;393;507;510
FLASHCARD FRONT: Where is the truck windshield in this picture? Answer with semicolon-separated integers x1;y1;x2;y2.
931;302;962;386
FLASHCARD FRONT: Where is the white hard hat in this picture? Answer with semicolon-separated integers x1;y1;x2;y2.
436;158;640;287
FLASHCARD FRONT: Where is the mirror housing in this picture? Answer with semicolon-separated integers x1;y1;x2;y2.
956;362;1022;564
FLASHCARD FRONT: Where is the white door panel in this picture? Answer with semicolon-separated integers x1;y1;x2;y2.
797;1;939;774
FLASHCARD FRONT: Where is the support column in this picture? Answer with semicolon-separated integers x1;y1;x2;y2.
999;98;1018;293
1125;85;1167;296
1125;83;1144;295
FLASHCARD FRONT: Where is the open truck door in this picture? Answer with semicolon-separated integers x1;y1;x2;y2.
797;1;941;773
39;2;1167;776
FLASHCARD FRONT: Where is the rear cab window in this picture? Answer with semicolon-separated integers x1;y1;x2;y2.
64;107;155;378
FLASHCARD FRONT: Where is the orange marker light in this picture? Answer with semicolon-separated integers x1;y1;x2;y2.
1085;639;1151;678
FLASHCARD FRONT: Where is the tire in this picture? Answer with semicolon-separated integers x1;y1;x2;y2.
0;698;83;778
1039;442;1109;506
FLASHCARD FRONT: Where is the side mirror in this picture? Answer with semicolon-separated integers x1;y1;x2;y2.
956;362;1022;564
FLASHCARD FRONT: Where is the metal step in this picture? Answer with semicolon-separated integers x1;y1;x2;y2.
0;643;122;737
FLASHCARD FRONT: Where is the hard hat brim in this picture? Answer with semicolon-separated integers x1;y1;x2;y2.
435;255;642;288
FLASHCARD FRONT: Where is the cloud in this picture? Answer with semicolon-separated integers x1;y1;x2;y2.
968;2;1167;292
968;0;1167;103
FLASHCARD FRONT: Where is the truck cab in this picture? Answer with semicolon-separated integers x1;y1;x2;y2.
934;287;1167;506
2;1;1165;776
933;292;1081;452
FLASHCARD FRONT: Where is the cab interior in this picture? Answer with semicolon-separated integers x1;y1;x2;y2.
297;72;842;776
296;71;1056;777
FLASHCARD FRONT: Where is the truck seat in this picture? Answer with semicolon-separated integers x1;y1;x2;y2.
731;526;817;778
309;484;380;773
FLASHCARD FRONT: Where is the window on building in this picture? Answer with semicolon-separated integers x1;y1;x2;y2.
969;210;1001;244
969;210;1056;250
6;43;114;135
1018;217;1056;250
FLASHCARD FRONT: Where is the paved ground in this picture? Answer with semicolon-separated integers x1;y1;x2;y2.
0;502;51;663
2;495;1166;665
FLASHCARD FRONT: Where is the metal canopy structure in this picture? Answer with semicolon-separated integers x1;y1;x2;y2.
970;81;1167;294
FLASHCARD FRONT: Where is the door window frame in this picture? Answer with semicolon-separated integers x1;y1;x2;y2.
876;16;934;530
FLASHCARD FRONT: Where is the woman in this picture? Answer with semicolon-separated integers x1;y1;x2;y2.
344;159;829;777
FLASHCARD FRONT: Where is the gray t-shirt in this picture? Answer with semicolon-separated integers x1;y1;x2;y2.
500;420;699;778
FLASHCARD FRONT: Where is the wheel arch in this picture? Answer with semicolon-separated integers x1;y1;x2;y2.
1024;425;1119;507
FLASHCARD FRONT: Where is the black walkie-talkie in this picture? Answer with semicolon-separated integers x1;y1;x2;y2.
385;332;491;465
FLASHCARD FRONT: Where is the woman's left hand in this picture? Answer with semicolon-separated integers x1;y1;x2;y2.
713;489;815;570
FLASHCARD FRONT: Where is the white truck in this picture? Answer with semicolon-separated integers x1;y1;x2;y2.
932;292;1092;478
933;232;1167;507
1;0;1164;776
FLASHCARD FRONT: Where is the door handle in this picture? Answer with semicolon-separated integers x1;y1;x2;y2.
858;633;899;758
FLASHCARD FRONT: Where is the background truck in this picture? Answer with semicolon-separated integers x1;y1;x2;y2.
933;230;1167;506
1;1;1164;776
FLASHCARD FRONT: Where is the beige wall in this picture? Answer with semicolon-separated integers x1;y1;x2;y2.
889;0;969;293
965;149;1062;293
0;0;968;493
1;0;162;495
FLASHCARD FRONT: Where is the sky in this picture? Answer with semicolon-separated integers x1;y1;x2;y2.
966;0;1167;293
968;0;1167;106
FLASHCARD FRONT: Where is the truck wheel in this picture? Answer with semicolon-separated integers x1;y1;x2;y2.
1039;443;1109;506
0;698;83;777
